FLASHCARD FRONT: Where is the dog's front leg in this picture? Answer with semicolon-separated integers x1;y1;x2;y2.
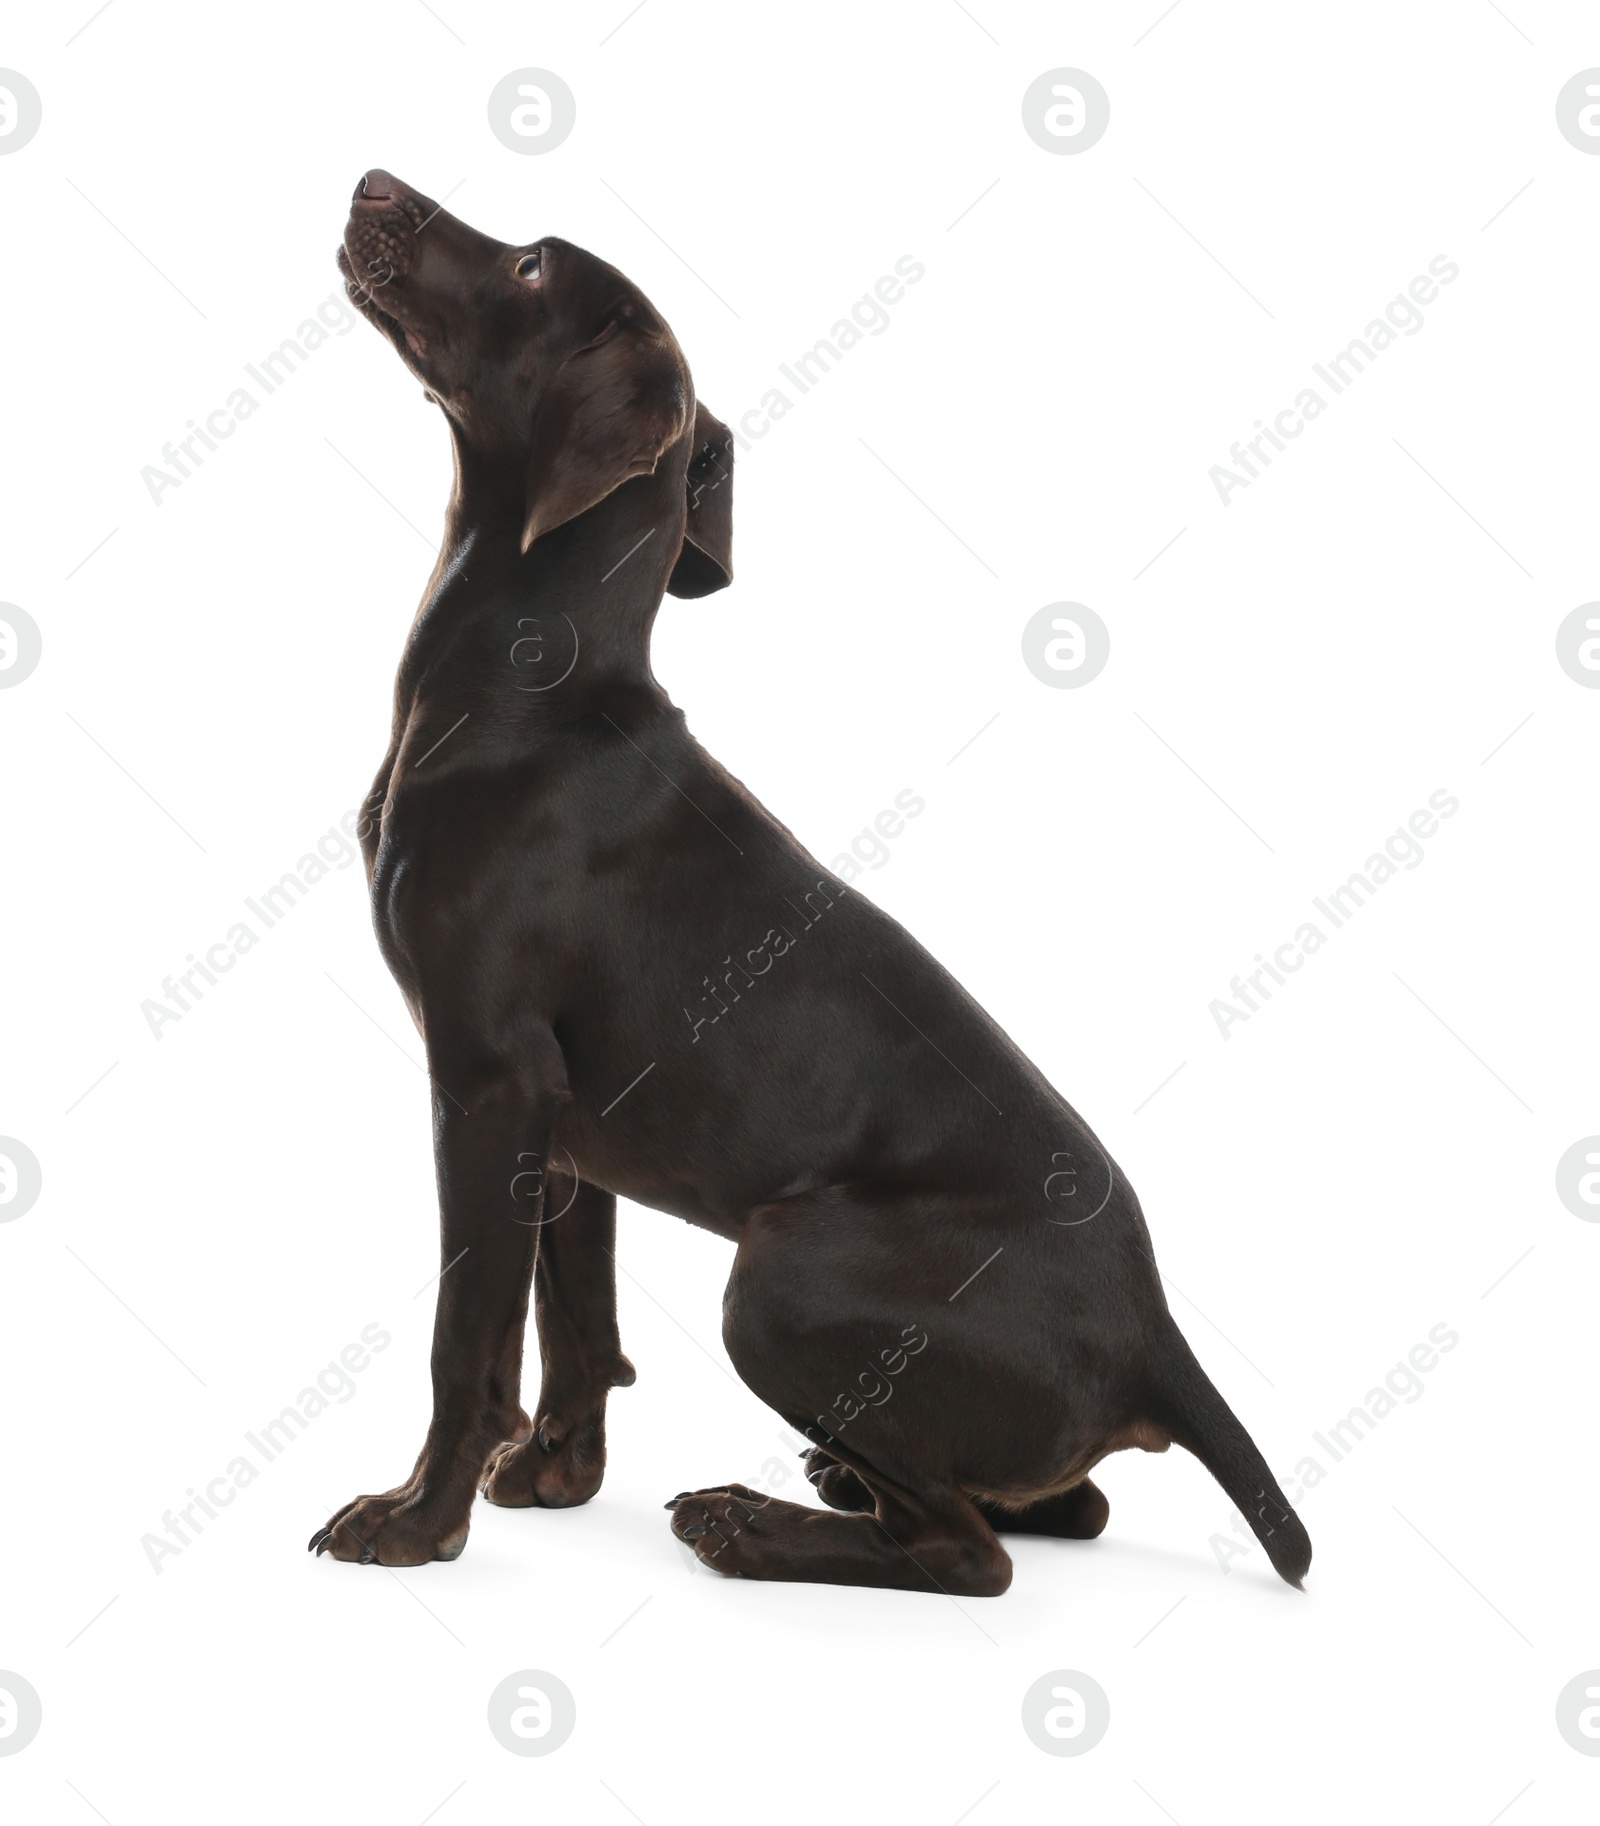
312;1067;560;1566
481;1176;635;1509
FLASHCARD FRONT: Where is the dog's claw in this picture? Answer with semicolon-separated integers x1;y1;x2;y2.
308;1527;332;1553
359;1543;378;1565
681;1524;707;1539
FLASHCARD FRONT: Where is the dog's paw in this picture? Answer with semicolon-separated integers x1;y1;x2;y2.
481;1413;606;1509
665;1483;776;1576
802;1447;875;1513
309;1486;470;1566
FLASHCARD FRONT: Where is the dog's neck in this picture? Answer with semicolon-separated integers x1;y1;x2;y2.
395;436;687;716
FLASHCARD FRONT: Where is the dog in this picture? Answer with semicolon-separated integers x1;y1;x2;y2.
310;170;1311;1596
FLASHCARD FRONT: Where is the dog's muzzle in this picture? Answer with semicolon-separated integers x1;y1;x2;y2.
342;169;426;302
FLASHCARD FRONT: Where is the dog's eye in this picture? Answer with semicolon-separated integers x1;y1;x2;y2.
516;250;542;279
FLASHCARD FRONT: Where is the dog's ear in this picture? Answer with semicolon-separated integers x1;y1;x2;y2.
667;403;734;598
521;320;689;553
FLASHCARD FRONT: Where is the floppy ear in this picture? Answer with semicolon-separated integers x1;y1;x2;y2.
522;321;690;553
667;403;734;598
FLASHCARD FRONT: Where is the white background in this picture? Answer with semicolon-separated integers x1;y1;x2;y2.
3;1;1597;1819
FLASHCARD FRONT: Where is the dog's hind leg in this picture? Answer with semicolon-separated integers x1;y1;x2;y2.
669;1471;1012;1596
970;1482;1109;1539
667;1205;1015;1594
804;1448;1108;1539
800;1446;875;1511
482;1175;636;1509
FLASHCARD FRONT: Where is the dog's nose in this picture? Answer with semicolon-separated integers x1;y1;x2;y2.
356;168;398;204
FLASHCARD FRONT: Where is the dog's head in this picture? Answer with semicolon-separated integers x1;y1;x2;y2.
338;169;731;595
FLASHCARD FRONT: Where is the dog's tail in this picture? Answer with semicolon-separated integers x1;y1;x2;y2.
1144;1323;1311;1589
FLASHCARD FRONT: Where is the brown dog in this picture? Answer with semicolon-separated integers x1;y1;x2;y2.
310;170;1310;1596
